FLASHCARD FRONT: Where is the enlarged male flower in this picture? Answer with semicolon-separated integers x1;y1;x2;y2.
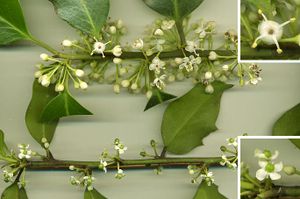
252;9;296;54
149;57;166;74
18;144;32;160
256;161;283;181
153;74;167;90
62;40;73;47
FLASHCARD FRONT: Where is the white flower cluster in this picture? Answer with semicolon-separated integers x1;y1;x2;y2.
18;144;33;160
187;165;214;186
35;54;88;91
220;137;238;169
252;9;296;54
254;149;283;181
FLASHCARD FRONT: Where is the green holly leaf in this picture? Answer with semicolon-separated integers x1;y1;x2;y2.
193;183;227;199
49;0;110;37
25;80;59;145
143;0;204;20
161;81;233;154
1;183;28;199
41;90;93;122
0;0;32;45
144;89;176;111
273;103;300;149
84;188;107;199
247;0;275;17
0;130;9;157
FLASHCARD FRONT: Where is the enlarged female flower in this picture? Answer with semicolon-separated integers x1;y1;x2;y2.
252;9;296;54
149;57;166;74
256;161;283;181
153;74;167;90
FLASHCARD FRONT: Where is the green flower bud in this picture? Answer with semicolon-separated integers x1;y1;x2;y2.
283;165;296;175
220;146;227;152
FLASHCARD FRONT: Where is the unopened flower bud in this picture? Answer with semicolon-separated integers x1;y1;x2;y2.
113;58;122;64
40;53;49;61
62;40;73;47
113;84;120;94
75;69;85;77
283;166;297;175
109;26;117;34
205;84;214;94
121;80;130;88
131;83;138;90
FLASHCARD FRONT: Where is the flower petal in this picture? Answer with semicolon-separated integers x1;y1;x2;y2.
269;172;281;180
271;150;279;160
256;169;267;181
275;162;283;172
258;160;268;168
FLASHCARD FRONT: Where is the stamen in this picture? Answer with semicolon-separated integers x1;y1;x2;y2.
279;18;296;28
258;9;268;21
272;35;282;54
252;35;265;48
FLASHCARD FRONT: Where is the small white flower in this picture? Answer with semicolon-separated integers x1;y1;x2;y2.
40;53;49;61
204;71;213;80
195;26;207;39
115;169;125;179
179;55;201;72
75;69;85;77
113;84;120;94
112;45;122;57
91;41;111;57
161;20;175;30
201;171;215;186
69;165;75;171
226;137;238;147
208;51;218;60
252;9;296;54
18;144;32;160
246;77;262;85
113;58;122;64
40;75;50;87
154;28;164;36
153;74;167;90
222;64;229;71
109;26;117;34
205;84;214;94
149;57;166;74
70;176;80;185
79;81;88;90
114;143;128;154
132;39;144;50
256;161;283;181
121;80;130;88
255;149;279;160
3;170;14;182
185;40;200;55
62;40;73;47
99;159;108;173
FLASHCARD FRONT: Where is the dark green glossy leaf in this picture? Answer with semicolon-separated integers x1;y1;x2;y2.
0;130;9;157
49;0;110;37
193;183;227;199
290;139;300;149
0;0;31;45
143;0;204;20
162;81;233;154
144;89;176;111
84;188;107;199
273;103;300;149
25;80;59;145
41;91;93;122
1;183;28;199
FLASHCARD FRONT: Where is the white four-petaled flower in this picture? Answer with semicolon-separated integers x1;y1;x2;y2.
18;144;32;160
153;74;167;90
149;57;166;74
256;161;283;181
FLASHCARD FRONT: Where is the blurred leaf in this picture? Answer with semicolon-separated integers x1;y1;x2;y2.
144;89;176;111
273;103;300;149
25;80;59;145
49;0;110;37
161;81;233;154
193;183;227;199
41;90;93;122
1;183;28;199
84;188;107;199
0;130;9;157
247;0;274;17
0;0;31;45
143;0;204;20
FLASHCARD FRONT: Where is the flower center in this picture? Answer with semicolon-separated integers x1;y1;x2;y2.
268;28;274;35
265;163;275;173
263;150;272;158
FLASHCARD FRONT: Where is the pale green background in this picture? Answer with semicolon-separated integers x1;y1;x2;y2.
0;0;300;198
